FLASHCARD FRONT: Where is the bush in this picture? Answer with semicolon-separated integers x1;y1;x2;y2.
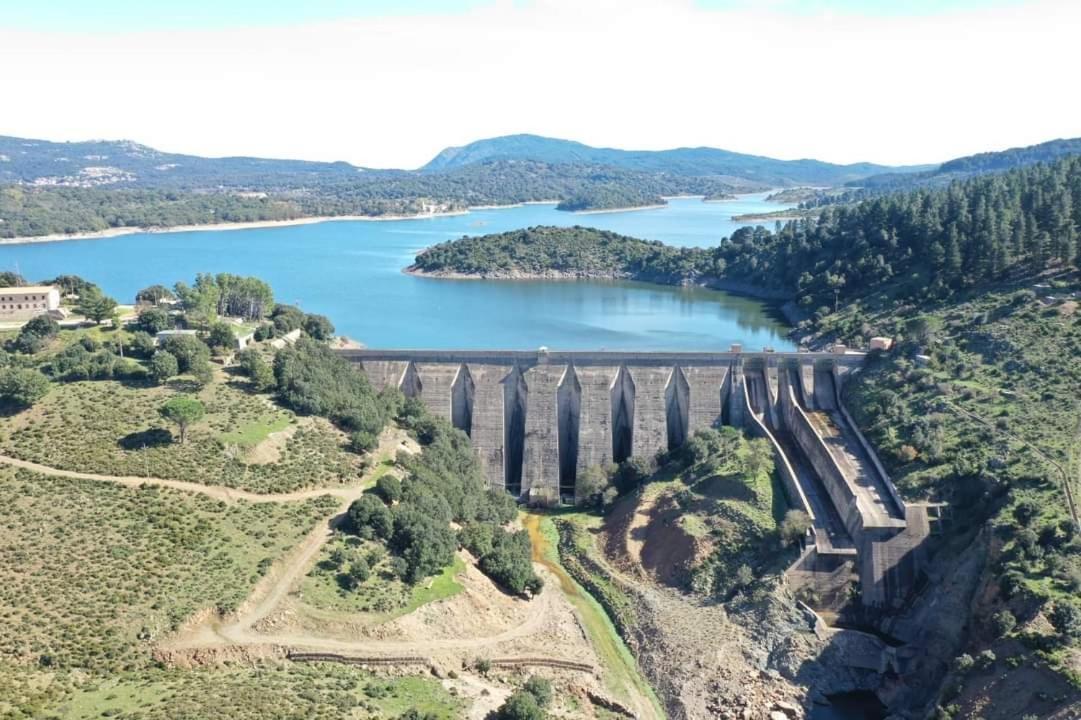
237;348;275;391
494;690;544;720
303;313;335;341
206;322;235;352
521;676;552;708
129;331;157;359
160;334;211;373
343;558;370;589
779;510;812;546
0;367;50;407
991;609;1016;637
138;306;173;334
151;351;179;385
1050;601;1081;641
476;529;542;596
376;475;402;503
348;495;393;540
14;315;60;354
390;508;458;584
349;431;378;454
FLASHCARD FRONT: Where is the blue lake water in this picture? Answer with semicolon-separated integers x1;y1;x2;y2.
0;194;796;351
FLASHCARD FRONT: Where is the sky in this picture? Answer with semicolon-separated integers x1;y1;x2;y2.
0;0;1076;169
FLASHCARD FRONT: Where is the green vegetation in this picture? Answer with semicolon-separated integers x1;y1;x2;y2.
301;534;466;617
0;467;335;672
1;663;461;720
343;401;538;593
494;675;553;720
411;225;702;280
159;394;205;444
555;186;663;212
413;156;1081;321
0;378;358;493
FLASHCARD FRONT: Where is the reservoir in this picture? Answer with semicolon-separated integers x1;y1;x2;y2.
0;194;796;351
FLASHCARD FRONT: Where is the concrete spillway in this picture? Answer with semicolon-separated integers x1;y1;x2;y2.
349;348;928;606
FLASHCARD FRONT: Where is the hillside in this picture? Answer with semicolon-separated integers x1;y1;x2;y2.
422;133;920;185
851;136;1081;191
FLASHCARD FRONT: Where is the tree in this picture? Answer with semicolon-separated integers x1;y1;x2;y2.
303;313;335;340
138;306;173;334
76;288;119;325
206;322;235;352
135;284;174;305
237;349;275;391
494;690;544;720
160;334;210;373
159;395;205;444
376;475;402;503
575;464;608;507
150;351;179;384
0;368;50;407
521;677;552;709
1050;601;1081;641
348;494;393;540
779;509;812;546
991;609;1016;637
14;315;60;354
343;558;370;589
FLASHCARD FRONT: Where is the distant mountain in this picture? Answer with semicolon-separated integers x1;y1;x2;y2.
0;136;369;190
851;137;1081;190
421;133;925;186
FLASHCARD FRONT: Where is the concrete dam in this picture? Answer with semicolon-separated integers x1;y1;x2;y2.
341;347;932;608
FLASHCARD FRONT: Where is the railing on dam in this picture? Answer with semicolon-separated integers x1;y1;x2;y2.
338;348;867;367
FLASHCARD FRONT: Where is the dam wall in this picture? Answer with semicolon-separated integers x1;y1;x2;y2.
347;348;925;606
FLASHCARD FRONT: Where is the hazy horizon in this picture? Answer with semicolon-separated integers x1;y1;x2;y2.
1;0;1078;169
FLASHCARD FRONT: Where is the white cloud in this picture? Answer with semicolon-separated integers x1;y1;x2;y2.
1;0;1077;168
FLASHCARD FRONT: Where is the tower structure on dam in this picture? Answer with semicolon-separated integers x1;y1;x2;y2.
341;347;933;609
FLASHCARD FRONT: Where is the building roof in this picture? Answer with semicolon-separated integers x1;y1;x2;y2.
0;285;58;294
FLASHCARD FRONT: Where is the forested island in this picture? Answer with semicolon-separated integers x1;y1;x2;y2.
412;155;1081;314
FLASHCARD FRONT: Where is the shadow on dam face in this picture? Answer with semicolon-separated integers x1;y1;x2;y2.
450;364;475;436
400;361;422;398
503;365;528;496
666;366;690;451
611;366;635;465
557;364;581;499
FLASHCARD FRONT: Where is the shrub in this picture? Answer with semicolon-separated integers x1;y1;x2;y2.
160;334;211;373
0;367;50;407
521;676;552;708
129;331;157;359
494;690;544;720
953;653;974;673
349;431;378;454
991;609;1016;637
206;322;235;353
1050;601;1081;641
303;313;335;341
348;495;393;540
376;475;402;503
138;306;173;334
14;315;59;354
151;351;179;385
779;509;812;546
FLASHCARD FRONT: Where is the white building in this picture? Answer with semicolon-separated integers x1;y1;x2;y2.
0;285;61;321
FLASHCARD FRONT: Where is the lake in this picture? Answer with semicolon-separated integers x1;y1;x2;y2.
0;194;796;351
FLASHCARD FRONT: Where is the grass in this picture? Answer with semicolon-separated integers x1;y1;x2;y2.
298;535;466;620
1;663;462;720
0;467;337;672
0;377;359;493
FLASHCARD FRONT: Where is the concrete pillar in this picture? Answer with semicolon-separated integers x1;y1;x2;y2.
521;364;564;503
468;364;512;492
611;366;635;464
683;365;728;435
630;365;671;462
575;366;620;476
415;363;458;420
